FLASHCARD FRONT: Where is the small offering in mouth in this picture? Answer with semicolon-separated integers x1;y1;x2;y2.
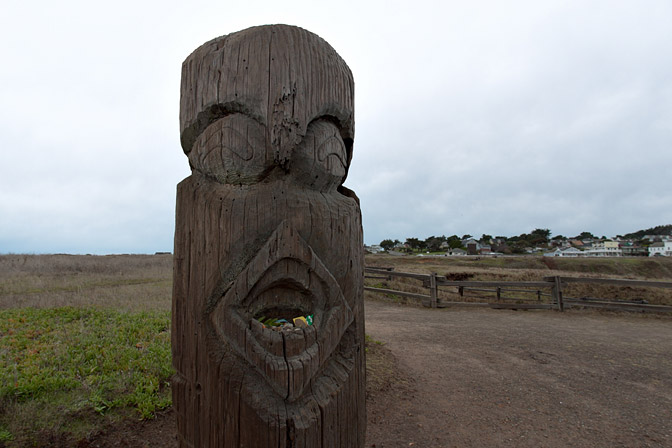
256;314;314;331
293;316;308;328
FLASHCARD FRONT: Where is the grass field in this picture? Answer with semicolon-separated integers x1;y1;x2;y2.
0;254;173;446
1;253;670;446
0;254;172;312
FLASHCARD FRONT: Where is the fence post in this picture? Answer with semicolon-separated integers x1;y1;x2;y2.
430;272;438;308
551;276;564;311
496;287;501;301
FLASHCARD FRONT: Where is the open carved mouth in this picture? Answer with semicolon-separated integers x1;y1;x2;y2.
209;221;353;402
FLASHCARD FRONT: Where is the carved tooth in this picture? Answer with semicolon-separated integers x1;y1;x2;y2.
283;327;307;358
303;324;317;348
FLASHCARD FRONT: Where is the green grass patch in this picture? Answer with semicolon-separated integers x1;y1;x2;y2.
0;307;173;445
365;334;384;346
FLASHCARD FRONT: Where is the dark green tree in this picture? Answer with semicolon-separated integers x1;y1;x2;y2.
447;235;463;249
531;228;551;241
424;235;447;252
405;237;425;251
480;234;493;244
380;239;395;252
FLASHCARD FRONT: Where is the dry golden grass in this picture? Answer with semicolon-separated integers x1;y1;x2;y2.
2;253;670;310
0;254;172;311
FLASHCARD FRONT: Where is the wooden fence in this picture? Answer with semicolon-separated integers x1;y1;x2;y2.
364;267;672;313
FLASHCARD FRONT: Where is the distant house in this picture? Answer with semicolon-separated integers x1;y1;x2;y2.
544;247;583;257
643;235;672;243
479;245;493;255
551;239;571;248
365;245;383;254
465;239;480;255
543;248;560;257
569;239;584;248
585;240;622;257
445;248;467;256
621;244;648;257
649;242;672;257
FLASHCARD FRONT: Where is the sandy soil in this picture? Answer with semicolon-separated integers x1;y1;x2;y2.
364;300;672;448
87;300;672;447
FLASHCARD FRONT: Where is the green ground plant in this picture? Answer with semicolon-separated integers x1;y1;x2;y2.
0;307;172;445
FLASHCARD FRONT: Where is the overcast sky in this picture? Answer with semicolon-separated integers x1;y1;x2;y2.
1;0;671;254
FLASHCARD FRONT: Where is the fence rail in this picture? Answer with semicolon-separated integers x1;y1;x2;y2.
364;267;672;313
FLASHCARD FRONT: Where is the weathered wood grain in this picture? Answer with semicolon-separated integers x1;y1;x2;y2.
173;25;364;447
363;286;431;301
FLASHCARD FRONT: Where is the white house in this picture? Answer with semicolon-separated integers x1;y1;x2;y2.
365;245;383;254
649;242;672;256
585;240;622;257
445;248;467;256
544;247;583;257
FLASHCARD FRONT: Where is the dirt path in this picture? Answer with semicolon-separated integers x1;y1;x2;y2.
364;300;672;448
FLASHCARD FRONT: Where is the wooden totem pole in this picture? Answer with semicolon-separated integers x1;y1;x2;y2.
172;25;365;447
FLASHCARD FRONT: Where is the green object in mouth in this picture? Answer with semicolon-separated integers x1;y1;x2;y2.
258;316;279;327
257;314;314;328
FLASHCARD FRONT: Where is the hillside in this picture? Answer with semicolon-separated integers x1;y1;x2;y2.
365;253;672;280
623;224;672;239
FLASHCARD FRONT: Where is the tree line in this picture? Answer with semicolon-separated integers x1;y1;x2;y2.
380;228;552;254
377;227;669;255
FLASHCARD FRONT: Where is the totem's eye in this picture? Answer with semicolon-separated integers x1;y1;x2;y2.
199;115;264;164
204;123;255;161
189;114;268;183
290;119;348;190
317;134;346;170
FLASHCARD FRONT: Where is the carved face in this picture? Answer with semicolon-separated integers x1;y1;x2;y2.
190;101;357;400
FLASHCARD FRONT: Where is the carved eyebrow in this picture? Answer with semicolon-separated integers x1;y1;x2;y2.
308;114;342;130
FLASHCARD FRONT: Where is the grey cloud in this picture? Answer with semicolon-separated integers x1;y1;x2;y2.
1;0;671;253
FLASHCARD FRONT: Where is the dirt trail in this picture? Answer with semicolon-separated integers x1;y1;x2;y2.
364;300;672;448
